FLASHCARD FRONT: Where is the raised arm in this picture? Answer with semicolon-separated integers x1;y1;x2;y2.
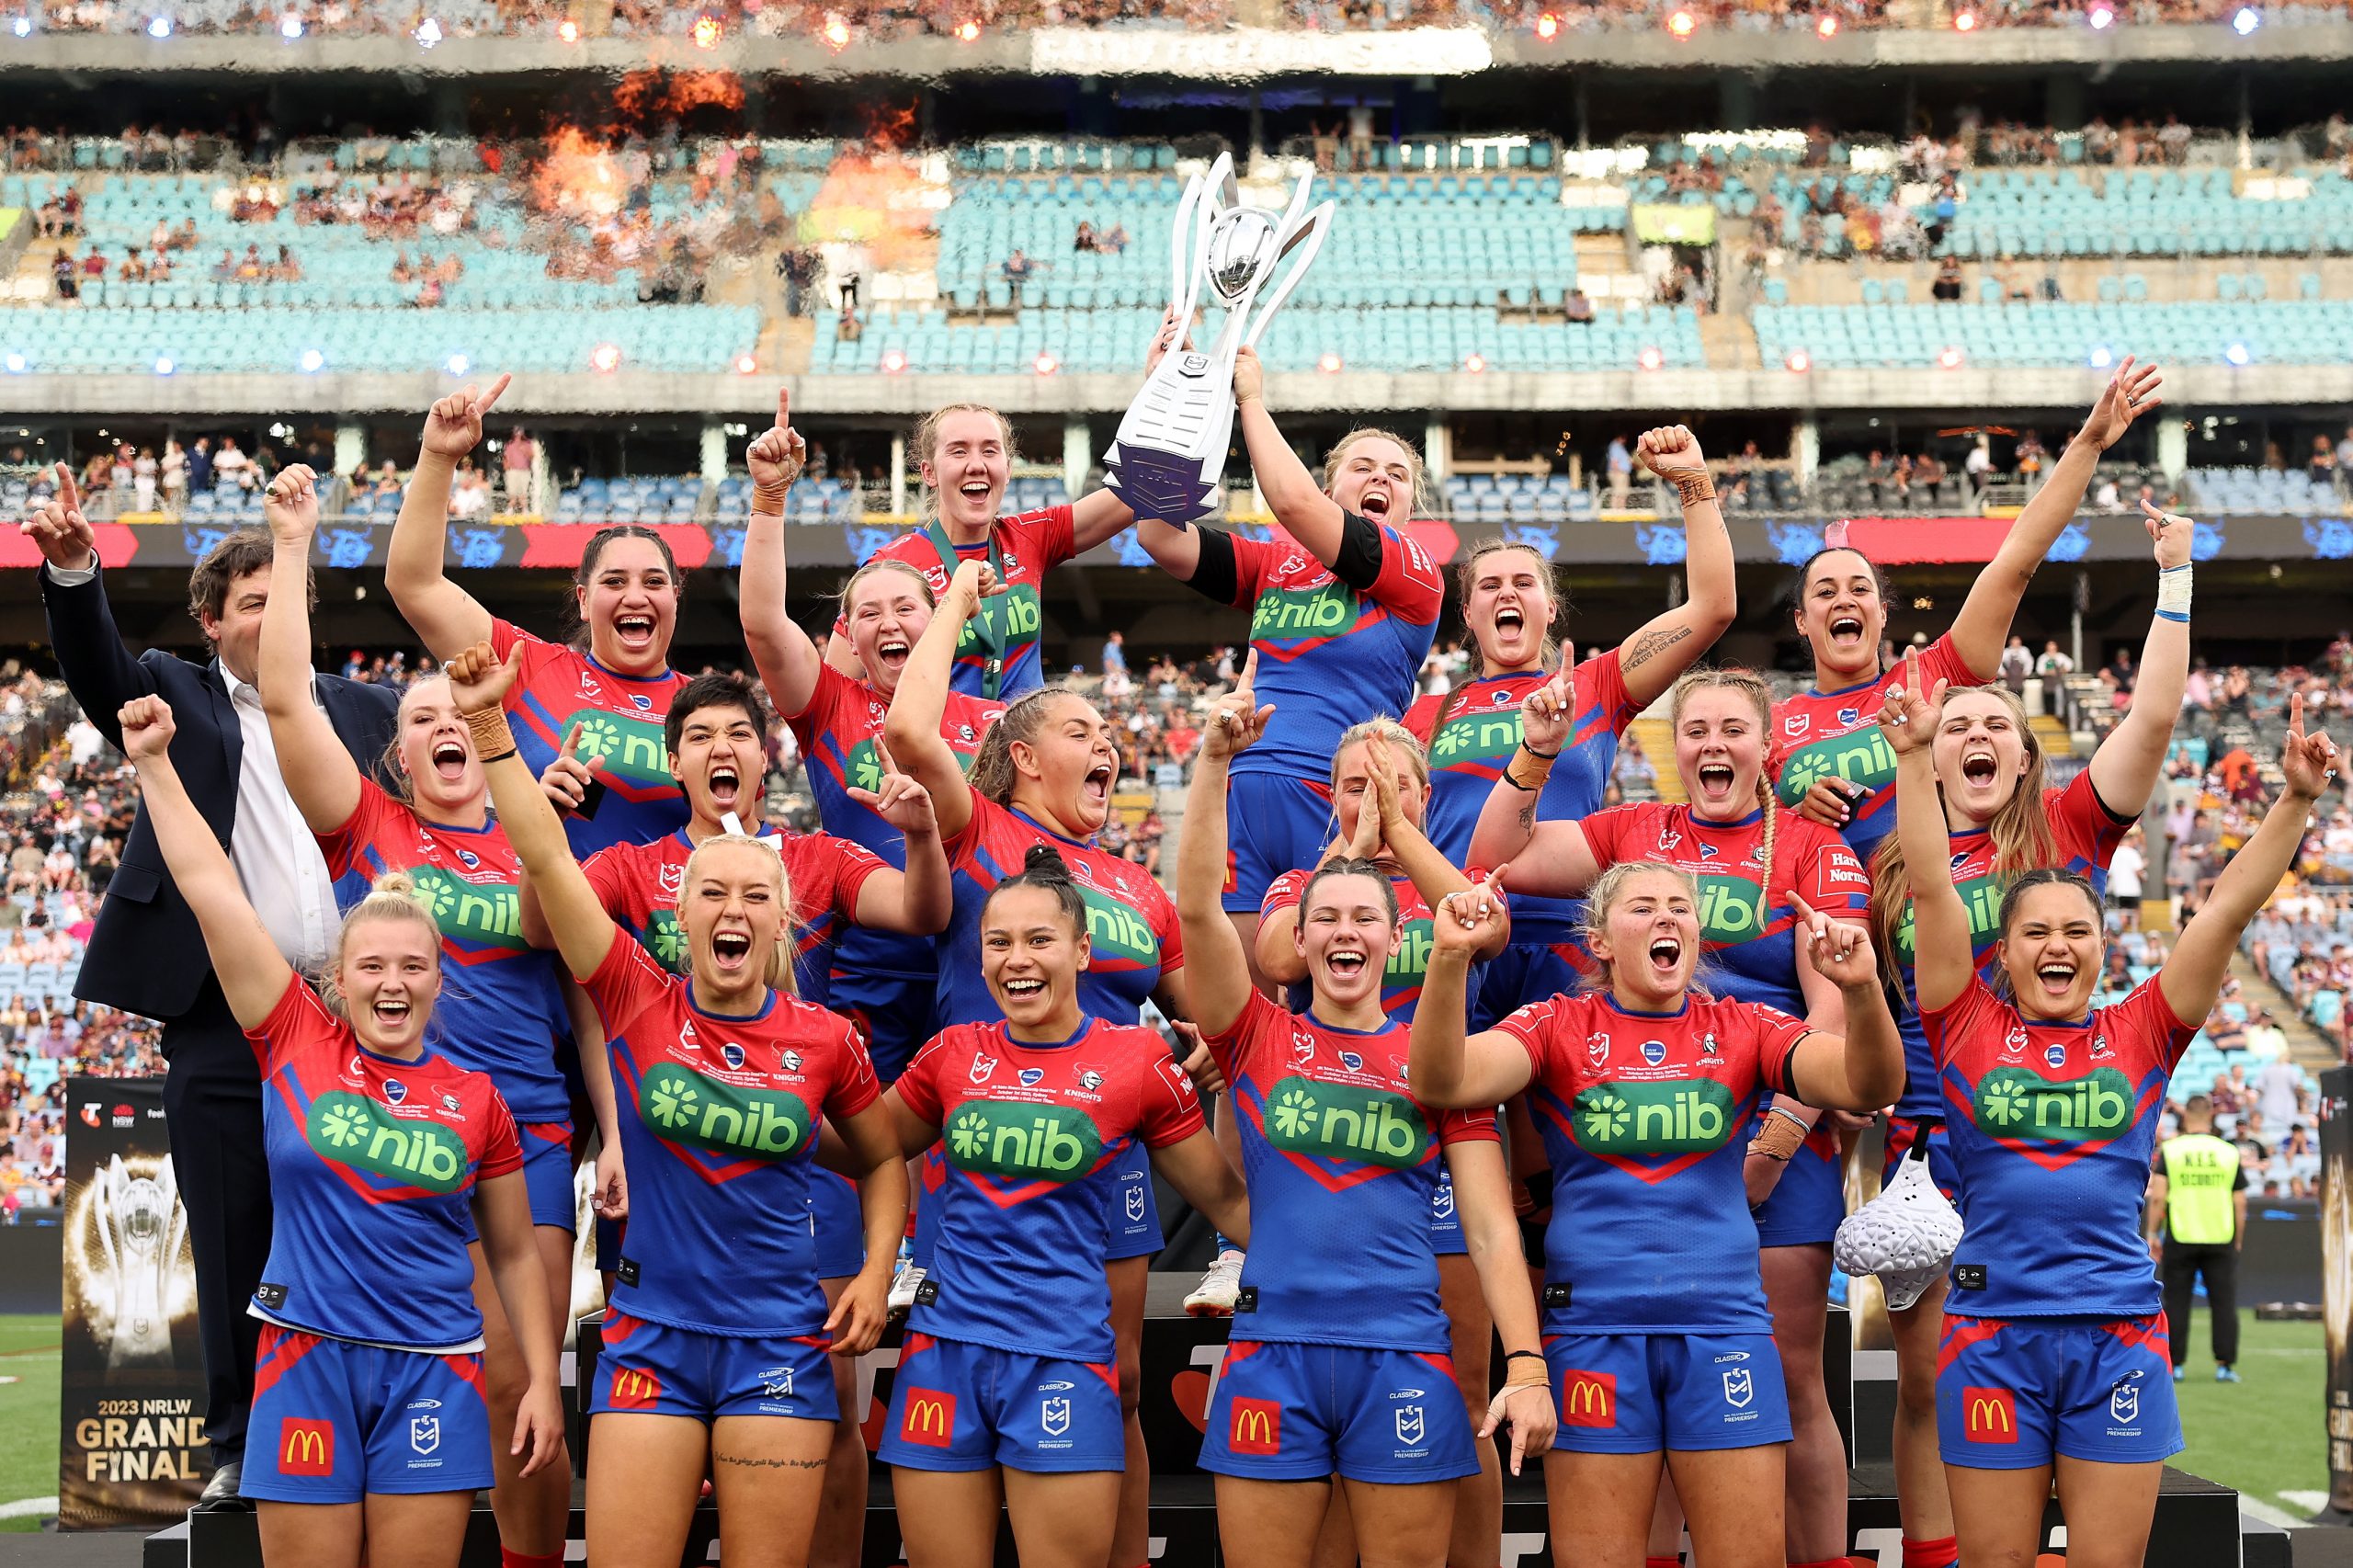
1178;661;1274;1039
1781;893;1905;1111
259;465;364;834
1615;426;1736;709
1412;895;1537;1108
2161;698;2336;1026
1882;647;1972;1013
113;698;293;1028
844;745;951;936
1066;309;1188;552
384;375;510;663
445;642;617;983
26;465;155;747
1463;673;1599;896
2086;501;2193;820
1233;347;1353;565
737;390;824;720
1359;733;1509;959
1947;358;2164;679
881;559;1001;844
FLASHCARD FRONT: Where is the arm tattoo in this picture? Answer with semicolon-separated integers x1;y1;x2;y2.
1621;623;1695;676
1517;798;1537;835
714;1452;827;1470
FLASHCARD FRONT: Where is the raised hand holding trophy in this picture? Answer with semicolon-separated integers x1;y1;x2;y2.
1103;151;1333;527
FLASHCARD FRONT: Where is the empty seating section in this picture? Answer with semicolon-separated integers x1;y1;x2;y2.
1752;301;2353;369
1936;167;2353;259
1442;472;1599;524
2186;467;2346;516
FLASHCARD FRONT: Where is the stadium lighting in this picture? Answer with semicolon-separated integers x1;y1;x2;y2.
589;342;622;372
821;13;850;48
1814;12;1838;37
1937;345;1966;369
1463;352;1488;373
445;352;471;376
2087;3;2114;25
2224;341;2251;365
557;16;578;40
145;13;170;36
11;16;28;33
3;352;25;373
954;17;980;40
1785;348;1812;372
298;347;325;372
1033;351;1060;376
1317;351;1344;373
2232;4;2259;29
153;355;176;376
880;347;909;374
1533;10;1560;38
692;12;721;46
278;11;301;36
734;352;758;374
1952;8;1977;28
1666;6;1697;34
413;15;440;45
1637;345;1665;371
2088;345;2113;369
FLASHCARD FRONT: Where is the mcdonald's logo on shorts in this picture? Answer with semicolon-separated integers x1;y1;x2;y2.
608;1366;664;1411
278;1418;334;1476
1963;1386;2018;1444
900;1388;958;1449
1559;1369;1617;1429
1229;1398;1281;1455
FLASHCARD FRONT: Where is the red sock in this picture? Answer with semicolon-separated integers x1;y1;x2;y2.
1904;1536;1960;1568
500;1552;563;1568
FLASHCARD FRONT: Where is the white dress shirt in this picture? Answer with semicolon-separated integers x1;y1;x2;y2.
220;665;339;971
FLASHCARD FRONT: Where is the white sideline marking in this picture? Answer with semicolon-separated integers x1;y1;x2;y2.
0;1497;56;1520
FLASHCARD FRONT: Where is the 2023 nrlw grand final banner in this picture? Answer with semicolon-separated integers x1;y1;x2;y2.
57;1077;207;1528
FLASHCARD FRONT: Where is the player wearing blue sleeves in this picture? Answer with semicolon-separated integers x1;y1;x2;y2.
1888;665;2338;1568
113;692;563;1568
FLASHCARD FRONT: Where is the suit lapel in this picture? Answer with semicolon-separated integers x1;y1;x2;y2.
206;658;243;784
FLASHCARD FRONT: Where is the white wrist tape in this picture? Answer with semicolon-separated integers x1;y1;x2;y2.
2155;563;2191;623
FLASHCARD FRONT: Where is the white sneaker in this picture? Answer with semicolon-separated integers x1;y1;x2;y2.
888;1258;926;1314
1184;1249;1246;1317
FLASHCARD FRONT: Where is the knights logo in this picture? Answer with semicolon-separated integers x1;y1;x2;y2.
781;1050;802;1073
1077;1070;1104;1092
1700;1032;1721;1062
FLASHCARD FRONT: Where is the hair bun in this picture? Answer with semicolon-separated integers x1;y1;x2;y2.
1022;844;1072;879
371;869;421;902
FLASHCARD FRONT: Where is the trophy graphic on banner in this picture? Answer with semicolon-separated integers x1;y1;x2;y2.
93;1153;183;1369
1102;152;1333;527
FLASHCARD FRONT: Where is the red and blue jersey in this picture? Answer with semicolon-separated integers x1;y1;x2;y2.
1227;518;1443;784
835;508;1077;700
786;664;1003;989
1259;868;1438;1022
490;618;690;858
583;937;880;1337
1885;771;2132;1120
1495;991;1808;1335
1579;802;1870;1020
316;781;572;1124
245;976;521;1351
581;826;887;1008
894;1017;1204;1360
1927;973;2194;1319
1771;632;1982;867
1208;991;1495;1354
933;790;1181;1033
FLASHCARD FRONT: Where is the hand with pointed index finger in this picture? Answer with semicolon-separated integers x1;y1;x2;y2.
540;719;597;813
18;460;97;573
1795;891;1875;989
2282;693;2342;801
748;386;807;496
421;371;511;458
2141;496;2193;569
1873;646;1943;756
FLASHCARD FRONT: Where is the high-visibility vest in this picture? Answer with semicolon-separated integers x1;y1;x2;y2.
2160;1133;2240;1245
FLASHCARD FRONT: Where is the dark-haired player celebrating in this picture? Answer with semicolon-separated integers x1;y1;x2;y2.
1886;661;2336;1568
870;845;1250;1568
1181;661;1554;1568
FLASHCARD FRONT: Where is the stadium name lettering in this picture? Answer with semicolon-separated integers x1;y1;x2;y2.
1429;714;1520;765
306;1091;470;1190
1971;1066;2136;1141
1697;876;1766;941
945;1101;1101;1179
1251;587;1358;639
639;1064;812;1159
1264;1076;1431;1167
1572;1079;1735;1153
1082;890;1160;963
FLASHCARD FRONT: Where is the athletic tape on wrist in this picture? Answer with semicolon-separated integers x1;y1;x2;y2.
2155;562;2191;623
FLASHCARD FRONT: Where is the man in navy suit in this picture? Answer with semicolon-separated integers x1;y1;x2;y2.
24;468;399;1506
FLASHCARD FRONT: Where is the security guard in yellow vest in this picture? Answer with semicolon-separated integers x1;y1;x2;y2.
2146;1095;2248;1383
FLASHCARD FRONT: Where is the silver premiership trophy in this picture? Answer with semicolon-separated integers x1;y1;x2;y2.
94;1153;184;1368
1103;152;1333;527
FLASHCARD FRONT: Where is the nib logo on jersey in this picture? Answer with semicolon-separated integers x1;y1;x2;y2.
561;709;676;794
1696;875;1768;942
1249;581;1359;647
1776;728;1893;808
958;583;1042;659
943;1101;1103;1182
1262;1076;1431;1169
1969;1064;2138;1146
1570;1079;1735;1159
1076;884;1161;969
405;866;528;952
639;1062;813;1161
1892;871;2006;962
1427;706;1523;768
305;1092;471;1192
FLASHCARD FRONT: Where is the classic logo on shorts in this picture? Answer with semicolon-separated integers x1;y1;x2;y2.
1263;1076;1431;1168
1968;1066;2136;1143
637;1063;813;1160
406;865;529;951
304;1091;471;1192
1427;706;1523;769
1963;1386;2018;1443
1250;582;1359;645
900;1387;958;1448
562;708;675;790
278;1417;334;1476
943;1100;1104;1181
1775;726;1893;808
1078;885;1161;967
608;1367;663;1410
1228;1398;1282;1455
1559;1369;1617;1428
1568;1078;1734;1155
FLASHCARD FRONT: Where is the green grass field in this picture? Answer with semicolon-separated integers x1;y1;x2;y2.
0;1313;63;1533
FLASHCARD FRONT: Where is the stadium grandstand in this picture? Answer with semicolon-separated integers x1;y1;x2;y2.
5;0;2353;1559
